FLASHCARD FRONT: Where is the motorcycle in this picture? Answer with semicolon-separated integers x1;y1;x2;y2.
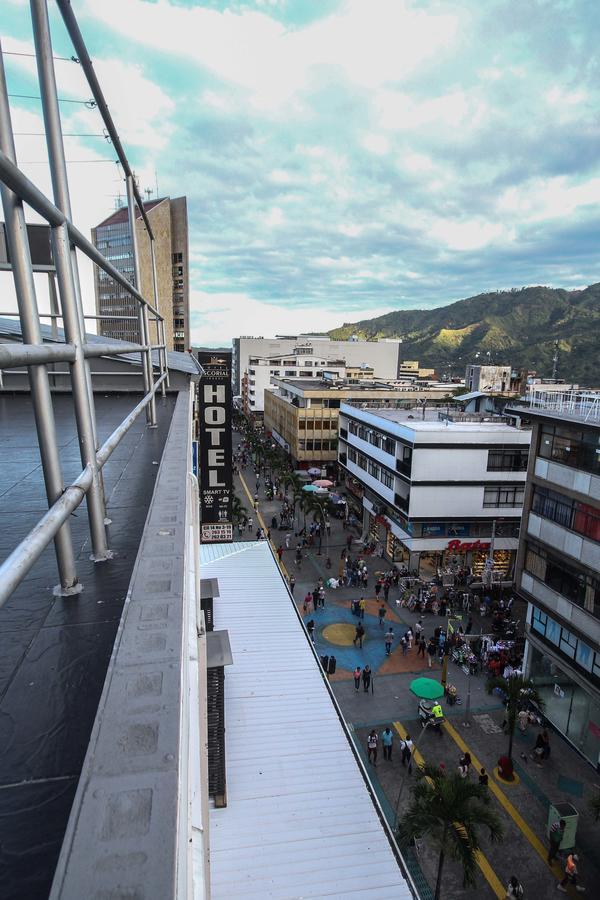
418;699;444;736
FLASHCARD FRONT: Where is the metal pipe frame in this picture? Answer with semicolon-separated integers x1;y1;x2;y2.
0;340;155;369
0;38;79;596
0;151;162;319
0;312;142;320
0;371;166;609
30;0;108;528
127;174;156;425
149;239;167;398
55;0;155;241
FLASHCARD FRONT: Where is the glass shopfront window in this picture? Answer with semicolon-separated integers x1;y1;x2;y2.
529;645;600;768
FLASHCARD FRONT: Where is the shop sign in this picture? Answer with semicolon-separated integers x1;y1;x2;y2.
197;351;233;543
374;514;390;530
553;683;565;699
446;539;491;553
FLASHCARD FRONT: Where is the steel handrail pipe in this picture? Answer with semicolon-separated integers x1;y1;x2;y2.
0;150;162;321
55;0;155;241
126;173;156;425
0;37;79;595
0;465;93;609
0;341;75;368
0;312;141;321
96;373;167;469
0;372;166;606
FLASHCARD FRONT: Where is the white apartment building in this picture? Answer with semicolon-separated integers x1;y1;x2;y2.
232;335;402;396
338;403;531;579
241;350;346;415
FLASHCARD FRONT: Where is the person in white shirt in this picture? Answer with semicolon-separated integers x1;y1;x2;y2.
401;734;413;767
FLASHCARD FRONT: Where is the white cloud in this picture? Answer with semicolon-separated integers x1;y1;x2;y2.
190;290;395;346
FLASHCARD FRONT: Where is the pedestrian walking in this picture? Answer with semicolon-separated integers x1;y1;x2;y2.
285;533;291;549
359;597;366;619
378;603;386;626
375;580;382;598
385;627;394;656
289;574;296;595
346;534;353;551
427;638;436;668
406;627;413;649
382;726;393;761
557;852;585;892
541;728;551;760
401;734;413;767
415;618;423;640
362;665;372;693
383;581;390;602
303;592;313;614
318;586;325;608
247;516;253;532
353;622;365;648
306;619;315;642
478;767;489;786
505;875;524;898
401;634;408;656
548;818;566;864
418;635;426;658
277;544;283;560
353;666;361;692
367;729;378;766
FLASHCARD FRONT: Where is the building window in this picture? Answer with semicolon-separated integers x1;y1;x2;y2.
532;486;600;542
172;252;183;263
381;469;393;489
524;541;599;613
483;485;525;507
368;460;380;478
539;424;600;476
487;446;529;471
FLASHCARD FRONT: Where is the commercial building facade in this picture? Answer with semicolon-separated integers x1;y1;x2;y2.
92;196;189;352
338;403;531;579
232;335;403;396
241;350;346;416
510;390;600;768
264;377;457;473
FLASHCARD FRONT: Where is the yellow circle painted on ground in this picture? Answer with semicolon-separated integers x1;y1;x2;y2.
322;623;359;646
493;766;520;785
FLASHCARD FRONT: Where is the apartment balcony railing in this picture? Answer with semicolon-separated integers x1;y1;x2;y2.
521;388;600;423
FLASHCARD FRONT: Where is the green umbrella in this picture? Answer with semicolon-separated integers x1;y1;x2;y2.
410;677;445;700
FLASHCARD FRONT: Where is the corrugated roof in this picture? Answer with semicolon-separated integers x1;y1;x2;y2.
0;316;197;375
452;390;488;402
199;541;412;900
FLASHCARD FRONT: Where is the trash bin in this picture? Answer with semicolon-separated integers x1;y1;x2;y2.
547;802;578;850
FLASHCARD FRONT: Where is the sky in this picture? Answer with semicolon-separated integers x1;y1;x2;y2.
2;0;600;347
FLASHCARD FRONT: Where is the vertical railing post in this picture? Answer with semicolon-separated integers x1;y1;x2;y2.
0;40;80;595
149;237;167;397
126;174;156;425
30;0;110;525
160;318;171;390
30;0;111;561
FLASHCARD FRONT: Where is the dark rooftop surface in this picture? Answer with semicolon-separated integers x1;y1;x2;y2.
94;197;165;228
0;392;176;900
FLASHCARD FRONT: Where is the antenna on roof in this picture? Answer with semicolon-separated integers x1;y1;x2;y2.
155;169;159;199
551;340;559;380
144;187;152;201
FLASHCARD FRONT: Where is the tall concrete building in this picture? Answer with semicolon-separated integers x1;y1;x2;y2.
509;390;600;767
92;196;189;352
232;335;403;396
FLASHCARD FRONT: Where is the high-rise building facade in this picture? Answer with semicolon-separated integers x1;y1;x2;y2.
510;390;600;767
92;196;189;352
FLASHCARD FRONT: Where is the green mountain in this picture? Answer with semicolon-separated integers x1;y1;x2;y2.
327;283;600;385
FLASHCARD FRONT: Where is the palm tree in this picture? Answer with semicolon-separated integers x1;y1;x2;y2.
398;764;503;900
486;673;543;765
230;494;246;529
305;494;328;556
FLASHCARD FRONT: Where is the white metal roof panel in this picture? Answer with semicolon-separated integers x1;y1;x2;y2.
199;541;413;900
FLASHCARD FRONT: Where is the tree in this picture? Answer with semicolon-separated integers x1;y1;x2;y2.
398;764;503;900
305;494;328;556
230;494;246;528
485;673;544;765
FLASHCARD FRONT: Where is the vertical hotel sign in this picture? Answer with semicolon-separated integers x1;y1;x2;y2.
197;351;233;542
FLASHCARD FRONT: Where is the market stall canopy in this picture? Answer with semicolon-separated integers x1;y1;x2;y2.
307;467;322;476
313;479;333;488
410;677;445;700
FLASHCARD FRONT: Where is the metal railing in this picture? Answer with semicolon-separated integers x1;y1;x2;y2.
521;388;600;423
0;0;170;605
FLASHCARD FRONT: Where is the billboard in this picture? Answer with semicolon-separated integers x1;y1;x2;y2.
197;351;233;543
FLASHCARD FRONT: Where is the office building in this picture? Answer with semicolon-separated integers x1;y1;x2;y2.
232;335;403;396
242;350;346;416
92;196;189;352
509;390;600;767
264;376;455;472
338;403;530;577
